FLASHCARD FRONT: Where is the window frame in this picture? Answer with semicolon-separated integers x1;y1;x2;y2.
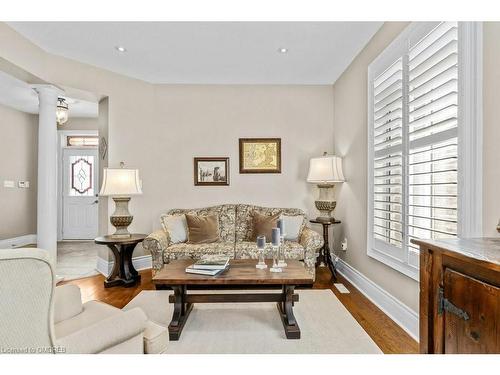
367;22;483;281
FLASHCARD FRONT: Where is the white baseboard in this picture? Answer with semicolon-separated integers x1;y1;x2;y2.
0;234;37;249
96;254;152;277
336;258;419;341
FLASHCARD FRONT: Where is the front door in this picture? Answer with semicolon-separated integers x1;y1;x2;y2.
62;148;99;239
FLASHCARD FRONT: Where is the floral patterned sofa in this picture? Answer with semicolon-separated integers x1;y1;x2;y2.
143;204;323;280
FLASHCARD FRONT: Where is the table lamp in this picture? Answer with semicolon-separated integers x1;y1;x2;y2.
99;165;143;238
307;152;345;222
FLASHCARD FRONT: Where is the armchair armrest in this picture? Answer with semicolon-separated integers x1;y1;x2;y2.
56;307;147;354
54;284;83;324
299;227;324;278
143;229;170;275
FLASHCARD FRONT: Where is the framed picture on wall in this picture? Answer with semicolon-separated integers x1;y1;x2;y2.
194;157;230;186
239;138;281;174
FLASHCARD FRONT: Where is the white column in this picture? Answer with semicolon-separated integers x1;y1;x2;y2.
33;85;62;264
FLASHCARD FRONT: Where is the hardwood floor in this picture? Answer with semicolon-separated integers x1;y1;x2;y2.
63;265;418;354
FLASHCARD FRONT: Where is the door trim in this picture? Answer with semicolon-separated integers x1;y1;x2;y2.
57;130;98;241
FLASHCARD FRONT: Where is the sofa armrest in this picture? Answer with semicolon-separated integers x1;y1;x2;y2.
299;227;324;278
143;229;170;275
54;284;83;324
56;307;147;354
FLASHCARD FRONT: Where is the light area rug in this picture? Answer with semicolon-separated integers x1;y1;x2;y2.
124;289;382;354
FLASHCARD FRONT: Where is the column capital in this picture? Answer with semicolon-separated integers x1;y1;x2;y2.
31;84;65;98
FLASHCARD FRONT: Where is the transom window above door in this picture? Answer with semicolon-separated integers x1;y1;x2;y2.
67;135;99;147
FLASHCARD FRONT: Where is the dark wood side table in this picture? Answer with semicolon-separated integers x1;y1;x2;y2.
95;234;147;288
309;219;341;280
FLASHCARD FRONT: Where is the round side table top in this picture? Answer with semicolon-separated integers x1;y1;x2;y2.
309;219;341;225
95;233;148;245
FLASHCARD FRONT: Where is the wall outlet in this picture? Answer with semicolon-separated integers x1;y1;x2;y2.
3;180;15;188
341;237;348;251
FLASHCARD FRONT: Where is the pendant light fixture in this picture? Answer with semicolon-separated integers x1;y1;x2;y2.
56;97;69;126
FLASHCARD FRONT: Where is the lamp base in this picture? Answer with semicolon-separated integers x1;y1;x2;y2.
110;197;133;238
314;200;337;223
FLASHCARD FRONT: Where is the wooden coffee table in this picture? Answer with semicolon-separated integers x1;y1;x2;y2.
152;259;314;340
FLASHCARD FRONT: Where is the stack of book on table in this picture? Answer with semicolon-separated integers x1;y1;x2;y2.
185;257;230;276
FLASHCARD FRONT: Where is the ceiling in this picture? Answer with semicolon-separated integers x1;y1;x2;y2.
0;70;98;117
8;22;382;84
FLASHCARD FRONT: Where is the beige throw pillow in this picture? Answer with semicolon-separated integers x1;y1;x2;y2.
251;211;280;242
185;214;220;244
160;214;188;244
281;215;305;241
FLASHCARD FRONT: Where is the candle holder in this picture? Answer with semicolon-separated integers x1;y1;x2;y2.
278;234;287;267
256;235;267;269
269;245;282;273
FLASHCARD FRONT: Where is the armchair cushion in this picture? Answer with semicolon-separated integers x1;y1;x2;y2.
54;284;83;324
143;320;168;354
54;300;121;339
56;307;147;354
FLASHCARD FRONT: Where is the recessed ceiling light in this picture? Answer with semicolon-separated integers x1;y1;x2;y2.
278;48;288;53
115;46;127;53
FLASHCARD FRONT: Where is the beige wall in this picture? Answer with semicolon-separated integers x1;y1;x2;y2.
57;117;99;131
143;84;333;223
0;103;38;239
2;21;498;288
331;22;418;311
0;24;333;258
0;22;156;252
482;22;500;236
332;22;500;313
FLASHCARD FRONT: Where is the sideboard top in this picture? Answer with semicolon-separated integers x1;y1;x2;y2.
411;237;500;266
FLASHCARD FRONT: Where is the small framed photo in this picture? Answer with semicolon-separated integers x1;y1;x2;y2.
239;138;281;174
194;157;230;186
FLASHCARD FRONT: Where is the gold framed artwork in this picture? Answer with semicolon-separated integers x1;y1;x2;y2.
239;138;281;174
194;157;230;186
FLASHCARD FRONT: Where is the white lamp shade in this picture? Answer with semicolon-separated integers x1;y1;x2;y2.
307;155;345;183
99;168;143;196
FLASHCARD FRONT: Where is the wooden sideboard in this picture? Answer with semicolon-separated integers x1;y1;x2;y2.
412;238;500;354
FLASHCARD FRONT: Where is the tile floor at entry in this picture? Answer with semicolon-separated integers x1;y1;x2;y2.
56;241;100;281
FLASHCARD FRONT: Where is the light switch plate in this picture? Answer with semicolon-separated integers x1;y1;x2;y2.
4;180;15;188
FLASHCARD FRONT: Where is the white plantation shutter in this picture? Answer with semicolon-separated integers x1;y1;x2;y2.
407;22;459;266
367;22;481;280
372;58;405;258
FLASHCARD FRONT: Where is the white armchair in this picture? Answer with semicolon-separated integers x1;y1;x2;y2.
0;248;156;354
